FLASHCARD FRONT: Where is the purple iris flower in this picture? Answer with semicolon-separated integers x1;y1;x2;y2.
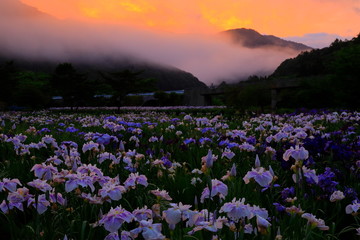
49;192;67;206
105;116;117;121
97;152;118;164
99;206;134;232
133;206;153;221
65;173;95;192
184;138;196;145
246;136;256;145
202;149;217;168
1;187;32;213
124;173;148;190
0;178;22;192
273;203;286;212
130;219;165;240
104;232;119;240
200;179;228;202
227;142;239;148
39;128;51;133
283;145;309;162
344;187;358;201
27;194;50;214
61;141;78;148
99;183;126;201
219;140;228;146
220;198;253;221
93;134;112;145
124;166;137;173
281;187;295;199
65;127;79;133
127;127;135;133
77;164;104;177
199;137;212;145
201;127;215;134
318;168;338;195
161;156;172;168
31;163;58;180
27;179;52;192
243;168;273;187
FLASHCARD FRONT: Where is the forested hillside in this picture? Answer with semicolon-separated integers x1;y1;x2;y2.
272;35;360;78
269;34;360;109
224;34;360;110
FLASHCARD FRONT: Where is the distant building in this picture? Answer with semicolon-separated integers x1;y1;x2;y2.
127;90;185;106
50;89;212;106
94;95;113;99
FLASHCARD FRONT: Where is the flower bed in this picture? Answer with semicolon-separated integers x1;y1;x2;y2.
0;110;359;239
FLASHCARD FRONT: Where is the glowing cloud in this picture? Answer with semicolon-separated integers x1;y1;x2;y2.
0;1;301;85
2;0;359;85
20;0;360;37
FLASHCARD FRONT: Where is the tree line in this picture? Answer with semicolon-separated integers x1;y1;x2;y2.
224;34;360;111
0;62;158;110
1;34;359;111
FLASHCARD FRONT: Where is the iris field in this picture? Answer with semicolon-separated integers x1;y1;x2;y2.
0;108;359;239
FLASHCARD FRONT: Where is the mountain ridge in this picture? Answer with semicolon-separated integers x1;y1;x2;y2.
0;54;208;91
0;0;53;19
221;28;312;52
0;0;208;91
271;34;360;78
0;0;313;88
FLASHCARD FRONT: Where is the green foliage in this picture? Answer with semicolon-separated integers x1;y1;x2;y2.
0;61;18;106
0;60;166;109
123;95;144;106
327;43;360;108
330;44;360;75
211;96;225;106
276;76;335;109
225;81;271;112
1;110;360;239
100;69;157;107
154;91;184;106
271;34;360;110
0;62;53;109
51;63;96;108
14;71;52;109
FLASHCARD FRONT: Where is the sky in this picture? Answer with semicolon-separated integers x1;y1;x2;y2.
21;0;360;38
1;0;359;85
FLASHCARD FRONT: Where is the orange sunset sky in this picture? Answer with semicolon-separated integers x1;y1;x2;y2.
21;0;360;37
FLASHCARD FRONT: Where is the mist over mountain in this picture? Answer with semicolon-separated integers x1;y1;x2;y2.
0;54;207;91
221;28;312;52
263;34;360;109
0;0;308;86
0;0;206;90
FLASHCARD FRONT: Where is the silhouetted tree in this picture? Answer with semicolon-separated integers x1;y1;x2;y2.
225;83;270;112
0;61;18;107
99;69;156;109
154;91;184;106
329;43;360;108
14;71;51;109
51;63;95;109
270;33;360;109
